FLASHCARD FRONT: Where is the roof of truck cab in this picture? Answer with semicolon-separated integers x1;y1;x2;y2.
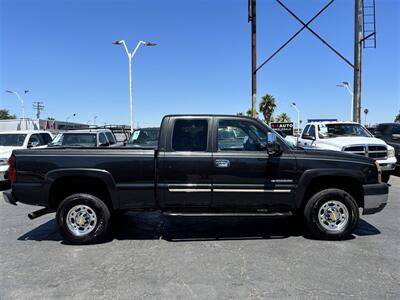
163;114;257;119
58;129;112;133
0;130;51;134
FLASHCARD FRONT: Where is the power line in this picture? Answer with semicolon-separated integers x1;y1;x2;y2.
32;101;45;119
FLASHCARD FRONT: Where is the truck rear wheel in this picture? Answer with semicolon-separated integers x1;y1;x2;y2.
56;193;111;244
304;189;359;240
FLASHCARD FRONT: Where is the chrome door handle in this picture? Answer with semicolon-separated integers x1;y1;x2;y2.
215;159;230;168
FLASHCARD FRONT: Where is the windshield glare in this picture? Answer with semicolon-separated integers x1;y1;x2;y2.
0;134;27;146
318;123;372;138
49;133;97;147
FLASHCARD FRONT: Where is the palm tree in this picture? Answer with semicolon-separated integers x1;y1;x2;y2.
259;94;276;124
236;108;252;117
395;111;400;123
275;112;291;123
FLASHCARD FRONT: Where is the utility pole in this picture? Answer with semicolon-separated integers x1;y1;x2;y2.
353;0;363;123
32;101;44;119
250;0;257;118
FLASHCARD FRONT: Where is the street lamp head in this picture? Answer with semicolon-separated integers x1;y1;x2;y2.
112;40;123;45
342;81;350;86
144;42;157;46
291;102;296;106
337;84;344;87
5;90;14;94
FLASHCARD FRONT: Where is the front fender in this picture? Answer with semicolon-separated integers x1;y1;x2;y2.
295;168;366;208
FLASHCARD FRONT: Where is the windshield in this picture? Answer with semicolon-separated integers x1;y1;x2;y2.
128;129;159;146
0;134;27;146
318;123;372;139
49;133;97;147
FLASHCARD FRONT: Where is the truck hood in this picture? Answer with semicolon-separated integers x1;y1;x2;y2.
0;146;23;159
296;147;375;165
317;136;387;150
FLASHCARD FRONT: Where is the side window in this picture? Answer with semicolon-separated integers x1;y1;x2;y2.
302;125;310;139
40;133;52;145
99;133;107;145
172;119;208;151
217;119;267;151
392;126;400;140
308;125;316;138
105;132;116;144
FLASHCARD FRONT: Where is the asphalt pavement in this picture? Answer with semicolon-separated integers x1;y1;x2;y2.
1;176;399;299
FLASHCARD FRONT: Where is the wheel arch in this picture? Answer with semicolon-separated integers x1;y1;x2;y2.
44;169;118;210
296;169;365;210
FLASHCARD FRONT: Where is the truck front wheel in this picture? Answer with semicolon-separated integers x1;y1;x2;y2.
56;193;111;244
304;189;359;240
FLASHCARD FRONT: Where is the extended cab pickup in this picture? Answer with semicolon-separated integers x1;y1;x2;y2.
3;115;389;244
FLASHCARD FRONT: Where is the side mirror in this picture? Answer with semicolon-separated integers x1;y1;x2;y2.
392;134;400;140
28;141;40;148
267;132;281;153
302;134;316;141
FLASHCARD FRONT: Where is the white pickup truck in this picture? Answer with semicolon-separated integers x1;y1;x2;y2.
298;121;396;183
0;131;53;183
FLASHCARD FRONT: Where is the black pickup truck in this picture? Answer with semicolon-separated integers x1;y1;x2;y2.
3;115;388;244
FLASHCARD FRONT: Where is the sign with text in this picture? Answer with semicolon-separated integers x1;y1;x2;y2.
270;122;294;135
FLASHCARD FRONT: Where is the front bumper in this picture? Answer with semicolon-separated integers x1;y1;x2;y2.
362;183;388;215
0;165;8;182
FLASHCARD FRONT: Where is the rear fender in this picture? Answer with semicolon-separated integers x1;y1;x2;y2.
43;168;118;209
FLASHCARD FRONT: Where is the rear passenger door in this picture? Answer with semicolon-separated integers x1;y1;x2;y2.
158;117;213;209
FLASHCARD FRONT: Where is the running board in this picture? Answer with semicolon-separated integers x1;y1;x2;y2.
162;212;292;217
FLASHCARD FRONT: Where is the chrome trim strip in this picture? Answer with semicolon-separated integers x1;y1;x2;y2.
168;188;212;193
213;189;291;193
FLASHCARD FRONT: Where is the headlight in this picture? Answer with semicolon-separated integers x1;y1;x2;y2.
375;161;382;183
387;148;395;158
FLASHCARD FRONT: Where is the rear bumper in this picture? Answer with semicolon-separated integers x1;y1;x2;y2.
362;183;388;215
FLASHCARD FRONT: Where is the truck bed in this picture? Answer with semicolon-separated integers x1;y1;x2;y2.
13;147;156;209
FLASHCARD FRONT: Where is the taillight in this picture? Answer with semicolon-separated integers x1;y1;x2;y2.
8;154;17;183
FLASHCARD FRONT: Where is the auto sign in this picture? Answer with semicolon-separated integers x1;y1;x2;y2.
270;122;294;135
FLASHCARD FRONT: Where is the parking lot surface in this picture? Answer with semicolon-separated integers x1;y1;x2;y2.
1;176;399;299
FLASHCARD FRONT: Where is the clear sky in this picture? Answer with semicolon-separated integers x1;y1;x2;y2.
1;0;399;127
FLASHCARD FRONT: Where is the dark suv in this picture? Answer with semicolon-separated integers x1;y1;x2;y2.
375;123;400;168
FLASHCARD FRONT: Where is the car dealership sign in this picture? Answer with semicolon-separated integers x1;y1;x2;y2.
270;122;294;135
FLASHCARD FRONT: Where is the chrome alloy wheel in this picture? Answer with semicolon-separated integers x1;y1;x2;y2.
318;200;349;232
66;205;97;236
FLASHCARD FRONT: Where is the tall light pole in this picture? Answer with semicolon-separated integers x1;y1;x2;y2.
112;39;157;132
290;102;300;136
93;116;98;126
337;81;353;121
5;89;29;119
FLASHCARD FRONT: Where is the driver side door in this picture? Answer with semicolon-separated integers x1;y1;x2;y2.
211;118;288;210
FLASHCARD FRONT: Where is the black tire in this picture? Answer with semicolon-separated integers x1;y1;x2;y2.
304;188;359;240
56;193;111;245
382;173;390;183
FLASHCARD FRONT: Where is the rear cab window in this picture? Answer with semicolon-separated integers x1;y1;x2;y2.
172;119;208;151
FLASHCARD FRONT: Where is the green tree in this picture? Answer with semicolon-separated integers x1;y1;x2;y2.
274;112;291;123
47;117;55;120
0;109;16;120
395;111;400;123
236;108;252;117
259;94;276;124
